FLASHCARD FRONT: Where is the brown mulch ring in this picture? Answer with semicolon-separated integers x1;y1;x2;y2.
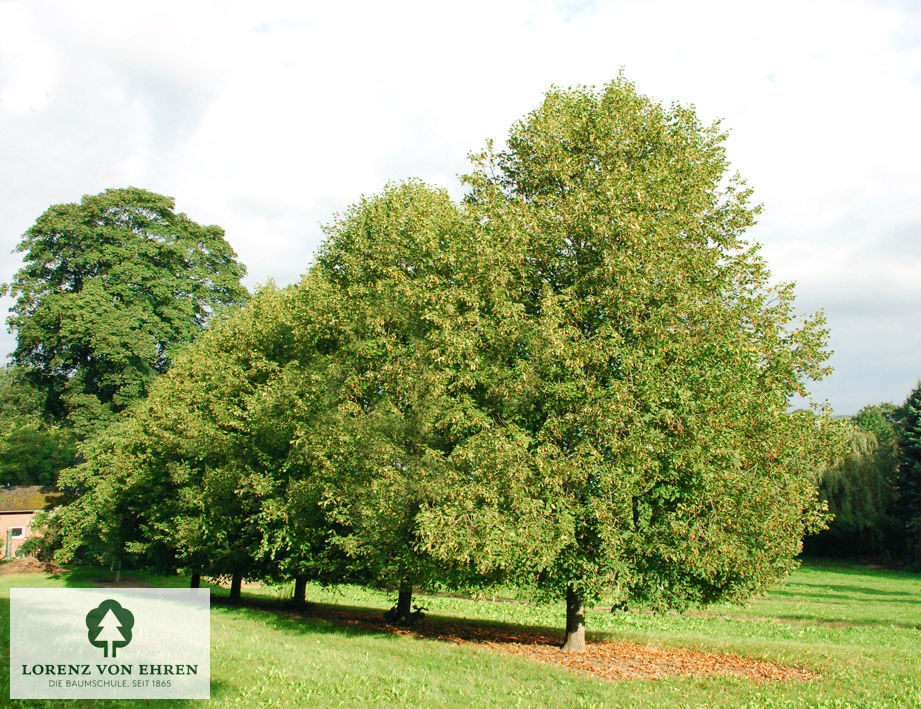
488;637;817;682
301;604;819;683
0;557;64;575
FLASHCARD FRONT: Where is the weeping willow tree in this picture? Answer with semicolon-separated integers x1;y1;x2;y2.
809;424;899;558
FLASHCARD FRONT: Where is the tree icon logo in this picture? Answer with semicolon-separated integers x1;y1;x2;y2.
86;599;135;658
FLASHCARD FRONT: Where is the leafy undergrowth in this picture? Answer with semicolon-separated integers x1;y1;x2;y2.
0;560;919;707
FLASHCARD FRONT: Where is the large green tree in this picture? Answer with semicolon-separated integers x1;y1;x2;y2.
3;187;249;435
54;285;289;578
300;181;493;621
417;78;842;651
52;281;356;598
43;82;844;650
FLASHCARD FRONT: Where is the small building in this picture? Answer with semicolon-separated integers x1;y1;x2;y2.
0;486;61;559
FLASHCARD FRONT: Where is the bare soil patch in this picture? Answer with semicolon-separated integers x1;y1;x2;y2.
306;604;819;683
0;557;64;575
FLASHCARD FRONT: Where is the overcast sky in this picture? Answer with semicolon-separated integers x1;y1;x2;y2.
1;0;919;415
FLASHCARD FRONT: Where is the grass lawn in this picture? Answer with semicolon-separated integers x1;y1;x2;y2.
1;560;920;707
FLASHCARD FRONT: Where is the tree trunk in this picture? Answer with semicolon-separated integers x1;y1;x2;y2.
190;573;201;589
561;585;586;652
395;579;413;624
293;575;307;606
229;573;242;603
114;560;121;585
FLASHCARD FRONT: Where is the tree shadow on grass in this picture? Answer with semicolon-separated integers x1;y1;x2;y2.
52;566;215;591
765;613;921;631
212;593;573;648
769;588;919;605
776;582;916;598
2;575;822;687
799;560;921;584
210;596;820;684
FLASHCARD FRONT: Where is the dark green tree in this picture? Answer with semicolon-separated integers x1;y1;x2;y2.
896;382;921;566
0;366;76;486
808;423;899;558
3;187;249;435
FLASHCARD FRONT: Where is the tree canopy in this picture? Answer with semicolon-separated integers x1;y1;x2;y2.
416;78;842;650
46;79;844;652
3;187;249;435
52;284;300;576
300;182;495;618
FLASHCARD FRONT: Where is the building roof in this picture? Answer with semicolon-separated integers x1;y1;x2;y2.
0;486;62;513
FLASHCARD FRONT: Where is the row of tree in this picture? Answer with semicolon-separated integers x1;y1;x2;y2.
808;388;921;566
9;78;844;652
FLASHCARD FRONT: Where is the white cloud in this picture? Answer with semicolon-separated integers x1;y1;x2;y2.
1;0;919;413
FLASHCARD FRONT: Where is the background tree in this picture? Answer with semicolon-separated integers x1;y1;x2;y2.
0;366;76;485
853;402;901;444
3;187;249;436
418;78;843;652
805;402;902;560
807;423;899;558
896;382;921;567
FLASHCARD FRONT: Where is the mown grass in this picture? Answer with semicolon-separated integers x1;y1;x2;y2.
1;560;919;707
